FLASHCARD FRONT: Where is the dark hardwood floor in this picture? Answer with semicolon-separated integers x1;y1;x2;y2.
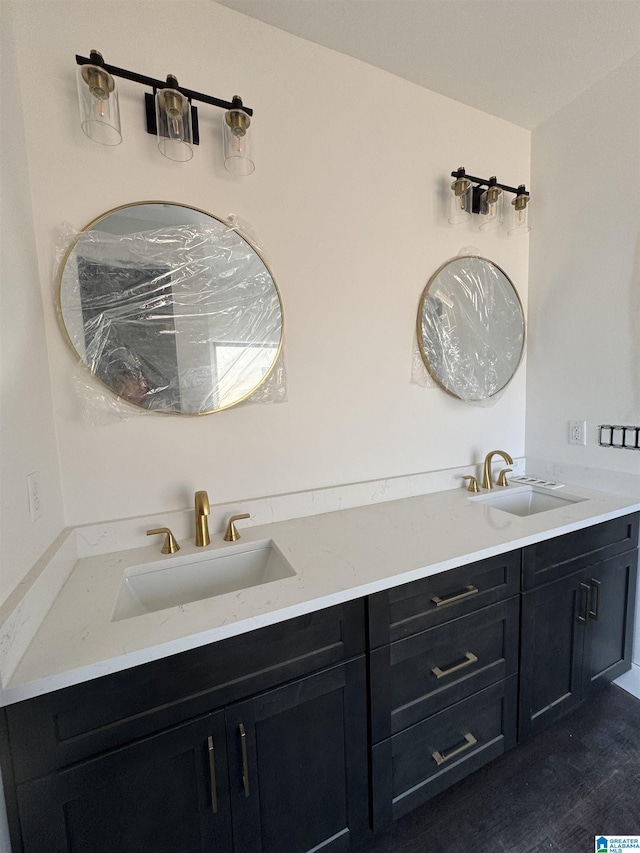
357;684;640;853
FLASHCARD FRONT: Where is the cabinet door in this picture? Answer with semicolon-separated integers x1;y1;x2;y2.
16;712;230;853
519;570;586;742
583;550;638;697
226;658;368;853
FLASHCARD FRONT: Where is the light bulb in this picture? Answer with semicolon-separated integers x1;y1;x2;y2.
155;82;193;161
223;103;254;175
479;181;503;230
77;57;122;145
448;172;472;224
508;187;531;235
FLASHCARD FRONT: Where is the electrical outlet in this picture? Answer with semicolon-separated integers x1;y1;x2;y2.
27;472;43;522
568;420;587;446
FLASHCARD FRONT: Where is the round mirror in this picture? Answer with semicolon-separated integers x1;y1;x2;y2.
58;202;283;414
417;256;524;401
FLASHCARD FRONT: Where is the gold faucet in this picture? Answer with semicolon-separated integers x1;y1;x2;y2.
482;450;514;489
195;490;210;546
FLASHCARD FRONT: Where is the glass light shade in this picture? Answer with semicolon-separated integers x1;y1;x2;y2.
77;64;122;146
508;195;531;235
448;177;472;224
478;186;503;230
155;87;193;162
223;108;255;176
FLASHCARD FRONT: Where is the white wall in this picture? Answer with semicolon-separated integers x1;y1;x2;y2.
527;55;640;665
8;0;530;531
0;1;65;606
527;55;640;480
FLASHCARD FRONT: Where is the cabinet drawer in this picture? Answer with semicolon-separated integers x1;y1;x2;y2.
368;551;520;648
5;600;365;783
523;513;639;590
370;598;519;742
371;676;517;829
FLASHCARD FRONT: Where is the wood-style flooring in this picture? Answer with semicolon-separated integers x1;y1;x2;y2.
357;684;640;853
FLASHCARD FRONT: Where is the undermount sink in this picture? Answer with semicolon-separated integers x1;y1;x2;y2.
112;539;296;621
470;485;587;517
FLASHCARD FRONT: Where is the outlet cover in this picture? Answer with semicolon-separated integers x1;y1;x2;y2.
568;420;587;446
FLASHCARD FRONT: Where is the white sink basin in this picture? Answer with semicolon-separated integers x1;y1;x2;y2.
470;486;587;517
112;539;296;621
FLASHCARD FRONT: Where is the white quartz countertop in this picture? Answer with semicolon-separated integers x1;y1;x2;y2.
3;483;639;705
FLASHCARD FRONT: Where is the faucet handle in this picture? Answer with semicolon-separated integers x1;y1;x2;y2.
497;468;512;487
462;475;480;493
147;527;180;554
224;513;251;542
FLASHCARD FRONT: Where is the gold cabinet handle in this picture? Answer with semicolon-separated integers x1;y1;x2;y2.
146;527;180;554
432;732;478;766
239;723;250;798
432;652;478;680
578;582;590;624
207;736;218;814
431;584;479;607
589;578;601;620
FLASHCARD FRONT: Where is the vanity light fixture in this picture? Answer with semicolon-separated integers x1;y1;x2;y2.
448;167;531;235
155;75;193;162
508;186;532;235
223;97;254;175
75;50;255;173
478;177;503;231
76;51;122;146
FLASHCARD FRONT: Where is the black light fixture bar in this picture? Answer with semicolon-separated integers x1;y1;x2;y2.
75;53;254;116
450;168;528;198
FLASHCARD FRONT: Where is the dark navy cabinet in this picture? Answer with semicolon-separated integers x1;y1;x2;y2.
1;601;369;853
519;515;638;741
1;514;637;851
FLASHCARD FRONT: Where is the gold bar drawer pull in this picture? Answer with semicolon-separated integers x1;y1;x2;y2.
432;652;478;680
578;582;590;624
239;723;250;798
589;578;601;620
431;584;479;607
432;732;478;766
207;736;218;814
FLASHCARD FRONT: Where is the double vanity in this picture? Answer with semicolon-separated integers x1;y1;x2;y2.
0;478;638;852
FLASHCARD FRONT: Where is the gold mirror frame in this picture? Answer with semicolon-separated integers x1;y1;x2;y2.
417;255;525;402
57;201;284;415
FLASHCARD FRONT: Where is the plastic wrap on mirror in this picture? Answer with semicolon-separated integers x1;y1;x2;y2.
224;213;263;252
416;256;524;404
58;213;285;418
246;349;288;404
411;334;437;388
